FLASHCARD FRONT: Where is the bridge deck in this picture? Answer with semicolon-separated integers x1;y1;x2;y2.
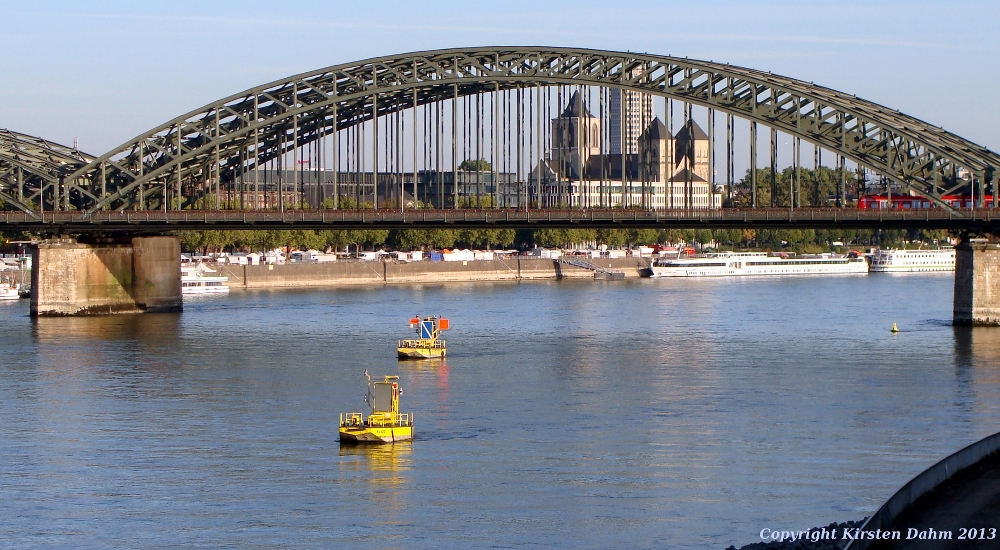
3;208;999;232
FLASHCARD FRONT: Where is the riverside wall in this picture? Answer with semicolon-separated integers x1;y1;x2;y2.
236;257;649;289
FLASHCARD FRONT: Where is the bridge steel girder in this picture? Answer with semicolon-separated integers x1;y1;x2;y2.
0;129;95;216
5;209;1000;234
45;47;1000;218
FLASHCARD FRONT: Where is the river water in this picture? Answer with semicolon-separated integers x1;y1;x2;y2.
3;274;1000;549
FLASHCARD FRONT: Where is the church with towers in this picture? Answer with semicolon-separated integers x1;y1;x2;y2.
531;91;720;209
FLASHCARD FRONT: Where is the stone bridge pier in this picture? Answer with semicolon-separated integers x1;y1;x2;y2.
954;240;1000;326
31;236;182;316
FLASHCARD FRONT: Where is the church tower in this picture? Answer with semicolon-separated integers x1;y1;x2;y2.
673;119;710;181
551;91;601;180
638;117;672;184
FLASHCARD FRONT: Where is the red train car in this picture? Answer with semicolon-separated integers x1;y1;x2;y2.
857;194;996;209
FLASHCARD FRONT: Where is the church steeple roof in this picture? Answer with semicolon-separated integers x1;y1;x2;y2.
674;119;708;165
640;117;670;140
674;119;709;142
668;167;707;182
560;91;595;118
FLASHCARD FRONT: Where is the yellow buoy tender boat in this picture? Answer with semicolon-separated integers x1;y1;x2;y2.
339;371;413;444
397;316;449;359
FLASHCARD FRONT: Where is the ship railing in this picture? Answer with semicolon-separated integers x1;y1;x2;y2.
398;339;446;349
340;412;364;426
365;412;413;427
340;412;413;427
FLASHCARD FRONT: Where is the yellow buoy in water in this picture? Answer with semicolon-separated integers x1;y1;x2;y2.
891;323;899;333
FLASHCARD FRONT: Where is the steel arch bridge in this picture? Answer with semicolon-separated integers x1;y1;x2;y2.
0;129;94;213
4;47;999;223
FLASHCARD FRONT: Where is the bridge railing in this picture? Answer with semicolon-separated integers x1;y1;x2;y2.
2;207;998;230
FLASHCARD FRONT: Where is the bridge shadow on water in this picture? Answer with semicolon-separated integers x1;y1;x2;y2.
30;313;183;381
32;311;181;344
953;325;1000;368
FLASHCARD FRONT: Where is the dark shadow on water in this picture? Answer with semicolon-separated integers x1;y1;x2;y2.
32;312;182;345
953;326;1000;367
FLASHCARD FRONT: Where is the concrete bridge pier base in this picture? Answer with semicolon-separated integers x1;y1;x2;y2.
31;236;182;316
954;240;1000;326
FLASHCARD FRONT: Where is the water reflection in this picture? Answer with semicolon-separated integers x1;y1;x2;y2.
954;326;1000;366
31;314;184;389
399;359;450;404
33;313;181;344
339;443;412;517
9;275;1000;549
339;443;412;481
953;327;1000;419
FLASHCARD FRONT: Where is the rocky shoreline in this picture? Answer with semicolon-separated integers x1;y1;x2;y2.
726;520;868;550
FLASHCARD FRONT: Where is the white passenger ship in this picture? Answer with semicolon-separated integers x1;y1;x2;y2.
181;264;230;294
0;282;21;300
869;248;955;273
648;252;869;278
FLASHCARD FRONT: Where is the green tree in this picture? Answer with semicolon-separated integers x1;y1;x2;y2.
458;158;492;172
454;229;515;249
387;229;459;249
732;166;856;208
662;229;696;244
337;196;374;209
348;230;390;249
596;229;627;247
288;230;327;251
627;229;661;245
532;229;596;248
456;195;495;208
712;229;740;246
425;229;457;249
692;229;714;246
388;229;428;250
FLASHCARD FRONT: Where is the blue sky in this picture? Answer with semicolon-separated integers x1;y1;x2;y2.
1;0;997;155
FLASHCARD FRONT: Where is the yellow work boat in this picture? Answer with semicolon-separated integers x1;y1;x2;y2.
339;372;413;444
397;316;449;360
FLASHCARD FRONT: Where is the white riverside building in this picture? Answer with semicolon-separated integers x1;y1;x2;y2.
531;92;721;209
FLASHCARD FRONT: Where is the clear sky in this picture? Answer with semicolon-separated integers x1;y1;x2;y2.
2;0;997;156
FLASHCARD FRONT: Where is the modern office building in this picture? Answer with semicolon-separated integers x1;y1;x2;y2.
609;80;654;155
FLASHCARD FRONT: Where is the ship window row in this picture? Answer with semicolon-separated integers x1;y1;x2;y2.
746;260;848;266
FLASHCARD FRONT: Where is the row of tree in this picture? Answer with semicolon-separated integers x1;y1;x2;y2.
728;166;863;207
177;166;867;212
174;227;952;254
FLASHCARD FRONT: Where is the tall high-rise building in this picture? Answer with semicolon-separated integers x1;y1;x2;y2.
609;87;653;155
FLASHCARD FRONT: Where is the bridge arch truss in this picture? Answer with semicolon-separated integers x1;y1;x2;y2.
0;129;94;215
13;47;998;217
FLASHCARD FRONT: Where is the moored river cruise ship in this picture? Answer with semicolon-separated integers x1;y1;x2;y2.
868;248;955;273
181;264;231;294
648;252;869;278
